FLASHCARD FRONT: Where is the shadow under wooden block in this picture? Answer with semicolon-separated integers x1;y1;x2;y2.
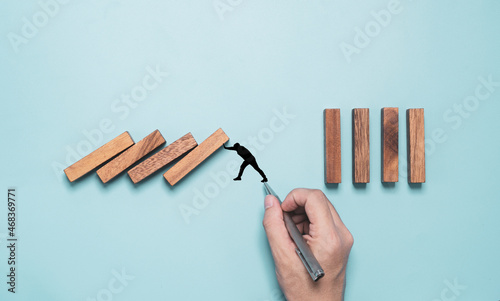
382;107;399;182
324;109;341;184
352;108;370;183
97;130;166;183
164;128;229;186
406;109;425;183
64;131;134;182
128;133;198;184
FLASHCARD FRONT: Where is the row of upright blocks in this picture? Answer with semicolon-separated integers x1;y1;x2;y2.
324;108;425;184
64;128;229;185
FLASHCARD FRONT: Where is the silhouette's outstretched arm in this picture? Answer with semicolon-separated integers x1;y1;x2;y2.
223;144;236;150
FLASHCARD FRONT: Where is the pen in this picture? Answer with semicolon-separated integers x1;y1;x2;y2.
263;182;325;281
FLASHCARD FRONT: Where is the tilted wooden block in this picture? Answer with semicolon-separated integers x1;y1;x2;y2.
324;109;341;184
164;128;229;185
128;133;198;184
97;130;165;183
382;108;399;182
353;108;370;183
64;132;134;182
406;109;425;183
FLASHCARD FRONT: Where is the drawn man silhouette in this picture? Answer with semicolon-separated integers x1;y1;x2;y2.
224;143;268;182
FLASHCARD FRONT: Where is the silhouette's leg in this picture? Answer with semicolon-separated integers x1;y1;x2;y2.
250;160;267;181
234;161;249;180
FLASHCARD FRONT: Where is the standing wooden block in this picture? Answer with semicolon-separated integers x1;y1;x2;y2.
353;108;370;183
164;128;229;185
324;109;341;183
128;133;198;184
406;109;425;183
382;108;399;182
64;132;134;182
97;130;165;183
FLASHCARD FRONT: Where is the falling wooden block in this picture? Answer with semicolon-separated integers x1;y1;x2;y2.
324;109;341;184
128;133;198;184
407;109;425;183
382;108;399;182
164;128;229;185
353;108;370;183
64;132;134;182
97;130;165;183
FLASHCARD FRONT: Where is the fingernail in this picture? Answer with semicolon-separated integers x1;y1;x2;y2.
264;195;273;209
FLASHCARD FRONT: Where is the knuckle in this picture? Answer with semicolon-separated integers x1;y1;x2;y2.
310;189;327;204
345;231;354;248
310;189;325;199
262;218;271;229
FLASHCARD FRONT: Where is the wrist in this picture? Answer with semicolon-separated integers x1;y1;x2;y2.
331;272;346;301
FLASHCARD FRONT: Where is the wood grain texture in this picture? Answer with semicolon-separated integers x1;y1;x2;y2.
324;109;341;183
353;108;370;183
406;109;425;183
97;130;165;183
128;133;198;184
382;108;399;182
64;132;134;182
164;128;229;185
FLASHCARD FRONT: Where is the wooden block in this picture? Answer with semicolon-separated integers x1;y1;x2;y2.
164;128;229;185
64;132;134;182
382;108;399;182
97;130;165;183
353;109;370;183
406;109;425;183
128;133;198;183
324;109;341;183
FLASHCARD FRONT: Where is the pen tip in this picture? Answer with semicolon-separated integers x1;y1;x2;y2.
263;182;270;194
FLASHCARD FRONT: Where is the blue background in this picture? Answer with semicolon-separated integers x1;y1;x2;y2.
1;0;499;300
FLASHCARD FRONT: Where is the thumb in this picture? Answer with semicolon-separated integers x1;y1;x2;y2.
263;195;294;254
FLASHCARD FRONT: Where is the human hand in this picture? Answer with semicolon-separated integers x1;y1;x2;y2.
262;189;353;301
